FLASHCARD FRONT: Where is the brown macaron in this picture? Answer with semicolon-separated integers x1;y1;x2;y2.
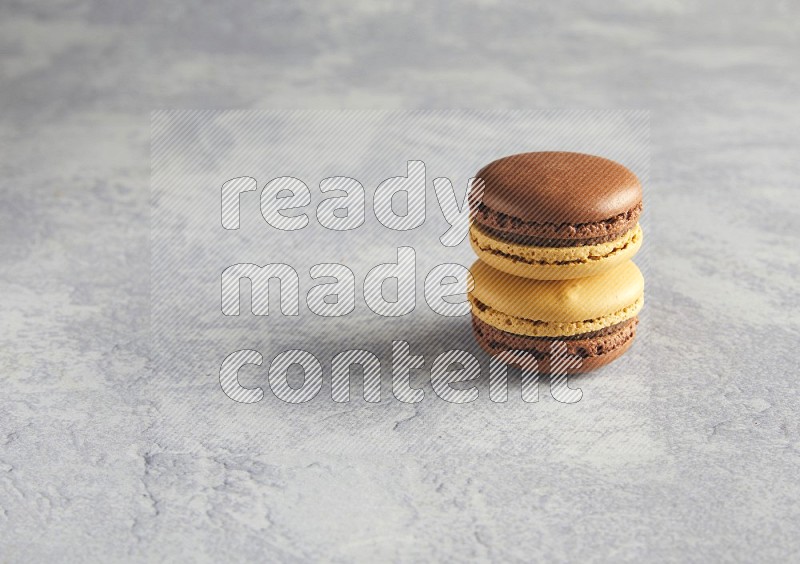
470;152;643;279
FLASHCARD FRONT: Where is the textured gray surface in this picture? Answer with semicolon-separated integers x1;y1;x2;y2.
2;1;800;562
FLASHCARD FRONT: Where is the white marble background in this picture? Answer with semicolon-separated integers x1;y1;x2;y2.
1;1;799;562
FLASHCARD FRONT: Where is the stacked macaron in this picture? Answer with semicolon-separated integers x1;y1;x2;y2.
468;152;644;373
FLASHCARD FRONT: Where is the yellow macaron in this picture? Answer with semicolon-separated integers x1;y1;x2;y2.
468;259;644;373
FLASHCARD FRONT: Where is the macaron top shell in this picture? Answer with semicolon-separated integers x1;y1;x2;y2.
469;259;644;323
475;152;642;224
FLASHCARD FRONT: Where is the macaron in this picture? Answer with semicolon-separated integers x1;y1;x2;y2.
468;258;644;373
470;152;643;280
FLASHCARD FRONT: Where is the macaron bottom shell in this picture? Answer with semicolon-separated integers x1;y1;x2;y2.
470;222;643;280
471;315;638;374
